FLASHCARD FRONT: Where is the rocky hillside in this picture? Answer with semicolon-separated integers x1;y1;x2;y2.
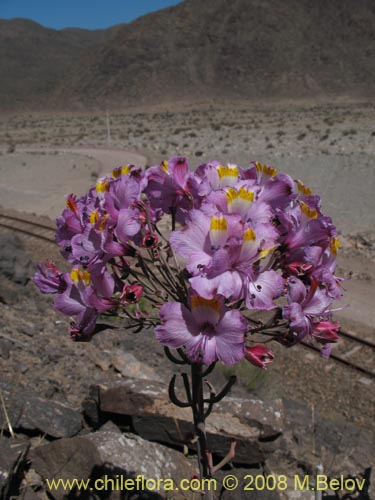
1;0;375;110
0;18;115;109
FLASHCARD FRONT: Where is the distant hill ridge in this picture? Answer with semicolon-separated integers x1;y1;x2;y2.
1;0;375;110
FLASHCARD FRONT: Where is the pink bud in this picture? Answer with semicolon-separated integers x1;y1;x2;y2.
244;344;274;369
284;261;313;276
312;321;340;344
142;233;159;249
121;284;143;304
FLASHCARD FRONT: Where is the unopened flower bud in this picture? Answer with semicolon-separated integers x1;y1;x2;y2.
142;233;159;249
121;284;143;304
244;344;274;369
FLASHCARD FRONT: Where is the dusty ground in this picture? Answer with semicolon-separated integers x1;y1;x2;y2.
0;101;374;443
1;100;374;230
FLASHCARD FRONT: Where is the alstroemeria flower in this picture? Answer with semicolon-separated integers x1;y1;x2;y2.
171;209;283;307
245;344;274;369
155;294;247;365
282;277;331;343
34;261;66;294
54;267;115;339
144;157;199;223
35;156;344;364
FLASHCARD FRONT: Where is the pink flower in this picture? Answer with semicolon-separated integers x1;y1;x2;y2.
155;294;247;365
244;344;274;369
121;284;143;304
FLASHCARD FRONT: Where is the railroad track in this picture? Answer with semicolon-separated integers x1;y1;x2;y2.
0;211;56;244
1;211;374;380
301;330;375;380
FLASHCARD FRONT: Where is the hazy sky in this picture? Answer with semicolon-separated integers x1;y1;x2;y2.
0;0;183;30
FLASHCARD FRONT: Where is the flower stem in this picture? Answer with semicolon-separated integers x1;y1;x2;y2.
191;363;211;480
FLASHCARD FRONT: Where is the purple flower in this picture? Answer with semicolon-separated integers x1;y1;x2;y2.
282;277;331;343
54;267;115;339
102;174;141;224
144;157;199;224
155;294;247;365
33;261;66;294
171;210;283;307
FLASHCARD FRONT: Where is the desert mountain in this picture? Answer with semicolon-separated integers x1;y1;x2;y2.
1;0;375;110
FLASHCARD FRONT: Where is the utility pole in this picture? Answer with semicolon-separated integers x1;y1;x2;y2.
106;110;111;146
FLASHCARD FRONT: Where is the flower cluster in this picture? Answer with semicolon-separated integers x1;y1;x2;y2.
35;158;344;367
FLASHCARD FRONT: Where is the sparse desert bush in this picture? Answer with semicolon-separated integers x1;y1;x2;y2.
342;128;357;136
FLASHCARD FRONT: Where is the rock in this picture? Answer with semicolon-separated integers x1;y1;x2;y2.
18;486;45;500
0;380;82;438
280;399;375;481
316;417;375;478
0;275;22;304
93;378;285;465
82;384;102;429
30;430;197;500
19;325;37;337
99;420;122;434
216;467;281;499
0;337;13;359
0;436;30;499
0;234;34;285
111;350;163;382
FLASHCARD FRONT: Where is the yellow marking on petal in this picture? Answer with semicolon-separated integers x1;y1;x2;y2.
226;187;255;214
330;237;340;255
70;268;91;285
264;165;277;177
255;161;277;177
98;214;109;232
82;270;91;285
161;160;169;172
225;187;238;204
112;165;131;178
238;186;255;202
210;215;227;232
217;165;239;180
96;179;110;193
191;296;220;312
70;269;80;282
89;210;99;224
300;201;318;219
296;180;313;196
260;246;275;259
243;228;256;242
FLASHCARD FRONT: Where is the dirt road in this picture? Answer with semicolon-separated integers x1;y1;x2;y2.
0;146;147;217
